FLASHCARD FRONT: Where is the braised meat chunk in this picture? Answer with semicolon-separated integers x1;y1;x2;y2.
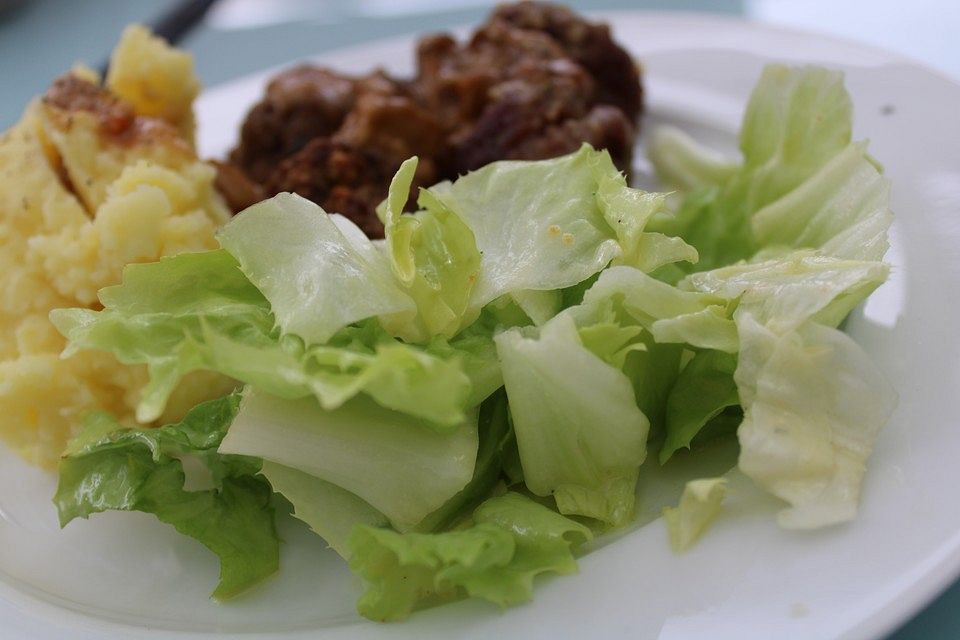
222;1;643;237
491;1;643;121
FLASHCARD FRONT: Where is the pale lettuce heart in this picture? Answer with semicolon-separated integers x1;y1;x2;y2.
259;461;387;558
734;311;896;529
681;251;890;331
647;125;738;192
219;389;478;532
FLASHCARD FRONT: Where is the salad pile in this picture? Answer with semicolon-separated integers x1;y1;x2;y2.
51;64;896;621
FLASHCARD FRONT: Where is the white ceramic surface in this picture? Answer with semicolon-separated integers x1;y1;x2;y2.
2;11;959;640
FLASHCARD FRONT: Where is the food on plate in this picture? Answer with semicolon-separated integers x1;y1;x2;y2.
222;1;642;237
51;56;896;622
0;26;235;467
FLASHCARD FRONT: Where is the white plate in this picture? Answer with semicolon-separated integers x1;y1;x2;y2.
3;11;960;640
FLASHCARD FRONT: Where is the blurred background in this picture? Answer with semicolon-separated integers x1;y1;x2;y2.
1;0;958;637
2;0;959;128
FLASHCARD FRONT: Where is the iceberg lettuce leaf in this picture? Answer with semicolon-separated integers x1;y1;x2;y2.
495;314;649;526
429;145;623;310
379;158;482;341
648;65;858;271
218;193;414;344
734;312;896;528
218;389;478;532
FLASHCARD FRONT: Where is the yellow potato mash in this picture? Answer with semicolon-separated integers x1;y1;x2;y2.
0;26;236;468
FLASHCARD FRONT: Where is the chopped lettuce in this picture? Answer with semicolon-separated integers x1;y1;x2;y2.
55;394;279;600
663;477;728;551
495;314;649;526
46;62;899;622
660;350;739;463
595;177;699;272
751;142;892;261
379;158;482;341
51;253;476;428
680;252;889;331
218;389;479;532
647;125;738;191
348;492;591;621
259;461;388;558
574;266;738;353
218;193;414;345
428;145;621;310
416;390;514;533
428;144;694;314
648;65;861;271
734;312;896;528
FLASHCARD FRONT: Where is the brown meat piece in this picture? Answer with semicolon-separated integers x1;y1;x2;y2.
263;139;394;238
491;1;642;121
417;6;637;174
335;92;447;188
230;66;405;183
455;100;633;174
414;20;578;130
225;2;644;236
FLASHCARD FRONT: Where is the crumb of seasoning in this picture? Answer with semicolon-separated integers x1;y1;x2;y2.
547;224;561;237
881;104;895;116
562;232;574;246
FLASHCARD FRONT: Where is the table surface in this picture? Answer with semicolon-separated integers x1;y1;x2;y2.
2;1;958;638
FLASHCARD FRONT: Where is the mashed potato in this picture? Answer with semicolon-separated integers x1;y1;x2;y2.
0;26;236;468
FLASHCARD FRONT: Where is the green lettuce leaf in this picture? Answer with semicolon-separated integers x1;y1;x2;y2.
416;390;513;533
660;350;740;464
379;158;482;342
55;394;279;600
428;145;692;313
218;193;414;344
51;252;476;428
751;141;892;261
573;266;738;353
495;314;649;526
648;65;859;271
595;175;699;272
218;389;479;532
348;492;591;621
662;477;728;551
